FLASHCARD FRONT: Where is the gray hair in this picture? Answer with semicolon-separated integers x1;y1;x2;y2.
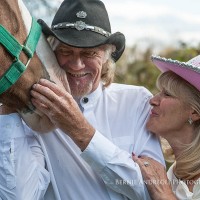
48;36;116;87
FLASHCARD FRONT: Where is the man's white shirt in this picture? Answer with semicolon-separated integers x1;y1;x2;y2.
0;83;165;200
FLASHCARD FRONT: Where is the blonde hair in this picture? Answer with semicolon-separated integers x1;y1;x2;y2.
157;71;200;180
48;36;116;87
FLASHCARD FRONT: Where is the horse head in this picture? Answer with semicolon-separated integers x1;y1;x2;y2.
0;0;69;132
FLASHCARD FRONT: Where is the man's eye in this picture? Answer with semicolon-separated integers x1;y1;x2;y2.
63;52;71;55
56;48;71;55
83;51;96;57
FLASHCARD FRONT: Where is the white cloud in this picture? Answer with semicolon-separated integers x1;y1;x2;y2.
103;0;200;48
105;1;169;20
30;0;200;49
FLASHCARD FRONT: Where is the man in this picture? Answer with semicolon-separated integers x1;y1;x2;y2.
0;0;164;199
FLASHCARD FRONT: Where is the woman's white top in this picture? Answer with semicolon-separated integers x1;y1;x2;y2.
167;165;200;200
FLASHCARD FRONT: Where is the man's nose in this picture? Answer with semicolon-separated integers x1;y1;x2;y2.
69;55;85;70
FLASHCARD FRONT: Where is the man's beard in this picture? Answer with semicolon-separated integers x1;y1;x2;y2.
70;80;93;99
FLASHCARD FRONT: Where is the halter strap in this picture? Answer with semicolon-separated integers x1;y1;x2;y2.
0;17;42;95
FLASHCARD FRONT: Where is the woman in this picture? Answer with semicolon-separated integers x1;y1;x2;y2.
133;55;200;200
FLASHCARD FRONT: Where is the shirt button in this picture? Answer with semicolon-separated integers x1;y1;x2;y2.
82;97;89;104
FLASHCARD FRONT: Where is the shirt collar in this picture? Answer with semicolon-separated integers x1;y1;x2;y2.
79;82;103;109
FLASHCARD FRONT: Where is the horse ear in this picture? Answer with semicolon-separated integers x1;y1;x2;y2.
37;19;52;37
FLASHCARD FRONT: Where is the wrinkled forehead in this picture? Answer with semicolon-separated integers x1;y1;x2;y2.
57;43;103;51
49;36;111;52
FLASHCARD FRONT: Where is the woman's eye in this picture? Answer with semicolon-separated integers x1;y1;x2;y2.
163;90;171;97
164;92;170;96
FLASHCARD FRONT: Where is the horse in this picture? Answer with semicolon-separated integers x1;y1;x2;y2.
0;0;69;132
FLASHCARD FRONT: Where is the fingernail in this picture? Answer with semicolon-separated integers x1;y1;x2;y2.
40;78;47;83
32;84;36;89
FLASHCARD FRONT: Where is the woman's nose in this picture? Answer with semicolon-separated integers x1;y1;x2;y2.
150;93;160;106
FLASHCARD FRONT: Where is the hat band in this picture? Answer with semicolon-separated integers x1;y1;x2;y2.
52;21;111;37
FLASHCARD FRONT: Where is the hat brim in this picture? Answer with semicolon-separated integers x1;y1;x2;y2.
151;55;200;91
38;19;125;62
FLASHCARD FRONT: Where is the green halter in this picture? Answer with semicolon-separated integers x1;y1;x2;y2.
0;17;42;95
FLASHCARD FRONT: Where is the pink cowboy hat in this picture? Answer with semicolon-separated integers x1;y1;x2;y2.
151;55;200;91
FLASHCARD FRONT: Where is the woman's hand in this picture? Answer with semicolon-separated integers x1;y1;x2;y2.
132;154;177;200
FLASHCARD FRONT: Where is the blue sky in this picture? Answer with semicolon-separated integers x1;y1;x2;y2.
102;0;200;48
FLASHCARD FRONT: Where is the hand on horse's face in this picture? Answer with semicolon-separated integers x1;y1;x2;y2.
30;78;95;150
30;78;77;127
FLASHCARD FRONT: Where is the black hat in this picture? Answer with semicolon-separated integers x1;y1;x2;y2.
38;0;125;62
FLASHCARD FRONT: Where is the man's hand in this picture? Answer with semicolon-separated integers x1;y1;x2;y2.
30;79;95;151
